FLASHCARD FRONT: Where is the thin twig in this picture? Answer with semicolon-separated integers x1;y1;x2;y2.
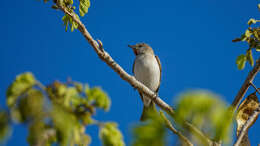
55;3;212;145
160;111;193;146
36;80;46;90
234;105;260;146
249;82;260;94
232;57;260;110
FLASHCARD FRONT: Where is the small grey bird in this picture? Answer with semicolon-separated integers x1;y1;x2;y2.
129;43;161;121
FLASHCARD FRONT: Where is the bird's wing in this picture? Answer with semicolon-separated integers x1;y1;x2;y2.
132;59;136;74
155;55;161;93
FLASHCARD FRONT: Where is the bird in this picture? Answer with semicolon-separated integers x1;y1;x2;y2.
128;43;161;121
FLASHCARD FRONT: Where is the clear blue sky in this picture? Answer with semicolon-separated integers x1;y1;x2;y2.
0;0;259;145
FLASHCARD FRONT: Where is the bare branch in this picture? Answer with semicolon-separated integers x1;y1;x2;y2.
234;105;260;146
55;3;213;145
232;57;260;110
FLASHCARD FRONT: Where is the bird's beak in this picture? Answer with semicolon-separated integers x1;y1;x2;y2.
128;45;138;55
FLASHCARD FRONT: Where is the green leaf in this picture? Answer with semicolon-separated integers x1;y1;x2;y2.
74;82;83;92
79;0;90;17
85;86;111;111
19;89;44;122
64;87;78;107
246;49;254;66
132;113;166;146
248;18;257;25
51;104;77;146
174;91;232;144
99;122;125;146
62;14;70;32
0;111;10;141
27;121;48;145
81;112;94;125
245;29;252;38
64;0;73;5
6;72;36;107
236;54;247;70
62;13;79;32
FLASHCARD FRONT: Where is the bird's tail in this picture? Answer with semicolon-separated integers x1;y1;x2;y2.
140;102;157;121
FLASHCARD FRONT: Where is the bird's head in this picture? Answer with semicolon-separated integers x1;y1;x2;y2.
128;43;154;55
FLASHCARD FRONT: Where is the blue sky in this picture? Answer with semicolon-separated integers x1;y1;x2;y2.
0;0;259;145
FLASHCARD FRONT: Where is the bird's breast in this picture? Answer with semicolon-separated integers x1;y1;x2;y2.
134;54;160;91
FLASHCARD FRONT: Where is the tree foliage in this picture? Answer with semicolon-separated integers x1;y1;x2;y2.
0;0;259;146
233;18;260;69
0;72;125;146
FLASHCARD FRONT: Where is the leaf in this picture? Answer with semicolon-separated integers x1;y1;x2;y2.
85;86;111;111
64;87;78;107
74;82;83;92
62;14;70;32
174;91;232;144
246;49;254;66
62;13;79;32
64;0;73;5
236;54;247;70
81;112;94;125
6;72;36;107
79;0;90;17
27;121;47;145
248;18;257;25
244;29;252;38
19;89;44;122
51;104;77;146
132;113;166;146
0;111;10;141
47;81;68;105
99;122;125;146
253;29;260;40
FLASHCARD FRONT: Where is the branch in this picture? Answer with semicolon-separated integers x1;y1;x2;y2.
234;105;260;146
160;112;193;146
55;3;213;145
232;57;260;109
57;2;175;118
249;82;260;94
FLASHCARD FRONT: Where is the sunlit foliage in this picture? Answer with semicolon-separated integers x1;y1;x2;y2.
233;18;260;70
0;72;124;146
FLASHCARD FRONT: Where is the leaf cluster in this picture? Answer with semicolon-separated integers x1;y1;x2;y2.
233;18;260;70
1;72;125;146
41;0;90;32
99;122;125;146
